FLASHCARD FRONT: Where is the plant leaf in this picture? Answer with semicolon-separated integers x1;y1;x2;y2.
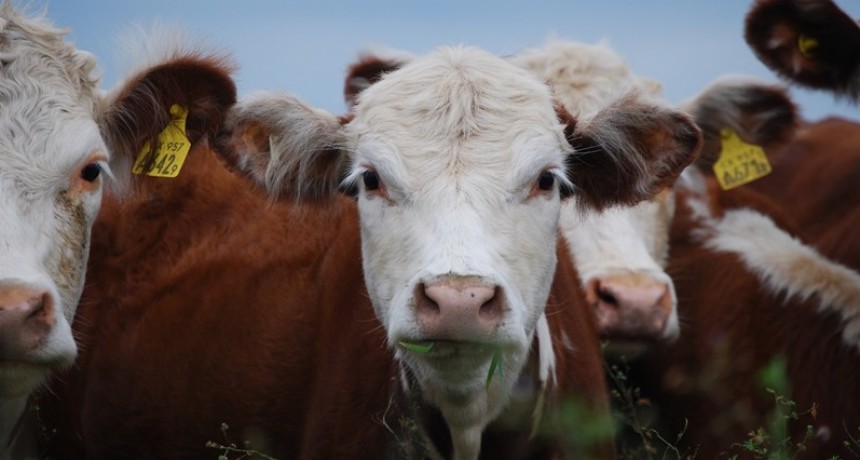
486;349;503;389
399;341;435;354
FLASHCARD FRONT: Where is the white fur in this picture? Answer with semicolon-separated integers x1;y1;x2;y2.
512;39;662;118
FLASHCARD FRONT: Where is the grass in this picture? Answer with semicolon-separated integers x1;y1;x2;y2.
205;423;277;460
205;354;859;459
605;354;859;460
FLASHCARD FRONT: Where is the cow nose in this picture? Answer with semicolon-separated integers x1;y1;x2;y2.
0;284;55;358
415;278;503;340
586;273;675;341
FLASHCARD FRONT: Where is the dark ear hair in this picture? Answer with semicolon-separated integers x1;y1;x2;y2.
559;93;701;211
344;52;411;109
215;92;350;202
745;0;860;100
683;77;798;172
100;52;237;190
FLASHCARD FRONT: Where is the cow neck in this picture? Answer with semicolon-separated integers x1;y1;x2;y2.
392;313;555;459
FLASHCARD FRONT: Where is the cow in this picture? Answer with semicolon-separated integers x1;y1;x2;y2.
346;40;681;345
622;78;860;458
0;6;237;459
745;0;860;101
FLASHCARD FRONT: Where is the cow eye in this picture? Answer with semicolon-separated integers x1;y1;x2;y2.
362;170;380;191
80;163;102;182
537;171;555;191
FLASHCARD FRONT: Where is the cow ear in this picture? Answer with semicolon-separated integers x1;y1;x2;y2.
683;77;798;172
560;93;701;211
216;92;350;202
344;50;412;109
745;0;860;99
100;49;237;193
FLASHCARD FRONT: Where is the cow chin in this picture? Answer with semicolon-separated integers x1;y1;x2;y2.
0;352;73;399
398;339;531;427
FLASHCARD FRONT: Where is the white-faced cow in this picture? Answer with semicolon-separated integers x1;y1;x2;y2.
0;5;236;459
745;0;860;101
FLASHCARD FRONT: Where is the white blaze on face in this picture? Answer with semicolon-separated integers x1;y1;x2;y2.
344;47;570;429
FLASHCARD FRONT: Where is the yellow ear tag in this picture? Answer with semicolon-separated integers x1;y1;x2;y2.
798;34;819;58
132;104;191;178
713;128;772;190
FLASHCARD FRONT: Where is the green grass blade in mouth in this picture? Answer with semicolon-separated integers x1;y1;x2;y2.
486;349;503;389
398;340;435;354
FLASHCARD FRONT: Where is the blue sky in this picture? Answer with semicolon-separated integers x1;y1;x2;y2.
39;1;860;121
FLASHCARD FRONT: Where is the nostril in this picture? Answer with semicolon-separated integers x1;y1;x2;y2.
597;286;619;308
26;293;54;326
479;287;502;319
415;283;440;317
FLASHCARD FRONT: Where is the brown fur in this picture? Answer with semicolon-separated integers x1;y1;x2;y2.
343;54;409;109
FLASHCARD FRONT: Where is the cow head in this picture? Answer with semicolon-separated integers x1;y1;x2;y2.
219;46;699;454
0;4;235;408
745;0;860;101
513;40;680;344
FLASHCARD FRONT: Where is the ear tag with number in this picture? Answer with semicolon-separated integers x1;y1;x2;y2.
132;104;191;178
713;128;772;190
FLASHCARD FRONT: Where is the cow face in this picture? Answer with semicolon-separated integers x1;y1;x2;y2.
219;45;699;436
0;7;107;399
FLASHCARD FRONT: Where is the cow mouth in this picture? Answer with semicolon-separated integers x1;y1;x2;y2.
397;339;500;357
397;339;508;387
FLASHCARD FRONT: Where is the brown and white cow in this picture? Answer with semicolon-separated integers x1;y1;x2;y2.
216;46;701;459
624;78;860;458
0;6;237;459
745;0;860;101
